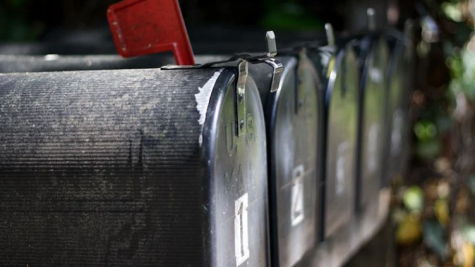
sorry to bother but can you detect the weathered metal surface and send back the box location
[0,68,268,266]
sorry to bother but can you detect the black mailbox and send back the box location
[322,42,359,238]
[384,29,413,185]
[0,67,269,267]
[353,35,390,213]
[250,52,322,267]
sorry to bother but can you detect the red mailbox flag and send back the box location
[107,0,195,65]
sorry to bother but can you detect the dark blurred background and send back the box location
[0,0,417,42]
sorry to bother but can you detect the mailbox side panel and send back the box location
[0,68,224,266]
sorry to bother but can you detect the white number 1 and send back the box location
[235,193,250,266]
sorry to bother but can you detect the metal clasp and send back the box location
[162,31,284,137]
[235,31,283,136]
[320,23,336,78]
[236,60,248,136]
[296,48,308,114]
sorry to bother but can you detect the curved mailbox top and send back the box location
[0,54,232,73]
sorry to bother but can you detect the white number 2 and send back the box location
[235,193,250,266]
[367,123,380,173]
[291,165,305,226]
[336,142,349,195]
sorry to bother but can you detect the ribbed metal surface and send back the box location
[0,67,269,266]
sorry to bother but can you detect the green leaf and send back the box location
[441,2,462,22]
[423,220,448,260]
[414,121,437,141]
[403,186,424,212]
[417,139,441,160]
[463,225,475,245]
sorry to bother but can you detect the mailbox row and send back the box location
[0,25,412,267]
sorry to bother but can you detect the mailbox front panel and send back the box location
[384,38,412,184]
[324,46,359,238]
[210,75,269,267]
[267,56,321,267]
[357,37,389,210]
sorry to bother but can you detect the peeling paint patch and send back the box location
[195,69,223,126]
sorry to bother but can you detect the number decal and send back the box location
[235,193,250,266]
[367,123,380,173]
[391,109,403,156]
[291,165,305,226]
[369,67,383,83]
[336,142,349,196]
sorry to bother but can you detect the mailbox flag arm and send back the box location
[107,0,195,65]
